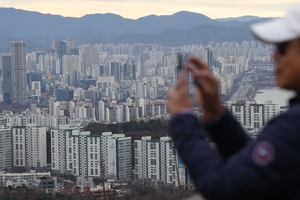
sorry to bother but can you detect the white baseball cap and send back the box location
[250,3,300,43]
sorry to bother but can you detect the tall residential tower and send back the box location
[11,41,27,105]
[2,55,12,104]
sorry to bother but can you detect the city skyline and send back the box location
[1,0,298,19]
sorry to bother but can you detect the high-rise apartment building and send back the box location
[51,127,76,175]
[12,126,47,168]
[31,81,41,103]
[2,55,12,104]
[12,127,26,167]
[98,132,132,181]
[51,39,76,74]
[106,135,132,181]
[134,136,191,187]
[99,100,108,122]
[11,41,27,105]
[51,127,100,177]
[0,126,12,171]
[84,45,98,74]
[58,40,66,74]
[51,129,132,181]
[203,47,213,69]
[25,125,47,168]
[226,100,282,133]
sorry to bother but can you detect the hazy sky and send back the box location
[1,0,299,19]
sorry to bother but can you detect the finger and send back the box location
[175,71,186,90]
[192,70,211,80]
[187,65,198,77]
[187,61,213,91]
[168,86,176,99]
[187,66,210,85]
[189,56,209,71]
[187,66,201,87]
[187,62,211,86]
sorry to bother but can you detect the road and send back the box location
[230,74,253,102]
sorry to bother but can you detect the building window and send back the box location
[150,143,156,149]
[151,159,156,165]
[254,122,260,128]
[150,151,156,157]
[235,106,241,112]
[151,166,156,173]
[254,106,259,113]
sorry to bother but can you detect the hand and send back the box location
[167,71,192,116]
[187,56,222,118]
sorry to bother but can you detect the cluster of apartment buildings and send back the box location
[0,39,284,189]
[0,97,289,187]
[225,100,288,134]
[0,121,192,188]
[0,98,167,130]
[0,40,274,106]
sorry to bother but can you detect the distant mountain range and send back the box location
[215,15,261,22]
[0,8,272,52]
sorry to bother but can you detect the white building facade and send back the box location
[12,125,47,168]
[51,128,132,181]
[134,136,191,187]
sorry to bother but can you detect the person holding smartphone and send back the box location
[167,3,300,199]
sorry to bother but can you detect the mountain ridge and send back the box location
[0,8,271,52]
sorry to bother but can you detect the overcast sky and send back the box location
[1,0,299,19]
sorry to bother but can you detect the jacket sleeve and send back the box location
[204,108,252,159]
[169,113,300,200]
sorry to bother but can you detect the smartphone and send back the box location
[177,53,184,71]
[176,52,190,90]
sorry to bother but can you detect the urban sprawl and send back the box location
[0,40,288,197]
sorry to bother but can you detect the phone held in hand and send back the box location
[177,52,185,71]
[176,52,191,92]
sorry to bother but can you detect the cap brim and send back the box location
[250,18,297,43]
